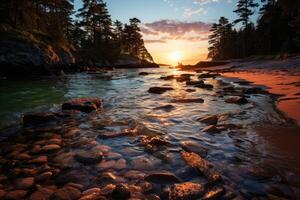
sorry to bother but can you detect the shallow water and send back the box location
[0,68,299,199]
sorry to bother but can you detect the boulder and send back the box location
[14,177,34,189]
[198,73,219,79]
[168,182,205,200]
[194,83,214,89]
[139,72,149,76]
[148,87,174,94]
[153,104,175,112]
[186,81,204,86]
[30,187,55,200]
[62,98,102,113]
[160,75,175,80]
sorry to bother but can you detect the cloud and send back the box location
[142,20,211,44]
[183,8,207,17]
[193,0,219,6]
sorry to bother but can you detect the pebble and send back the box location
[64,128,80,138]
[14,177,34,189]
[75,151,103,165]
[112,184,131,199]
[105,152,122,160]
[169,182,205,200]
[225,96,248,104]
[29,187,55,200]
[14,153,31,160]
[198,115,218,125]
[180,141,208,156]
[41,144,61,152]
[145,172,181,184]
[4,190,28,200]
[50,186,81,200]
[100,184,116,196]
[35,171,53,182]
[82,188,101,195]
[131,156,160,170]
[202,125,220,134]
[28,156,48,164]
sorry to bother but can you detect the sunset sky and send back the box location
[74,0,259,65]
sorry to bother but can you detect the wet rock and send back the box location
[141,136,169,147]
[225,97,248,104]
[28,156,48,164]
[169,182,205,200]
[160,75,175,80]
[198,115,218,125]
[181,152,222,183]
[75,151,103,165]
[185,89,196,93]
[202,125,220,134]
[172,98,204,103]
[243,87,265,94]
[139,72,149,76]
[112,184,131,200]
[97,172,117,183]
[4,190,27,200]
[202,187,225,200]
[0,190,5,199]
[82,188,101,196]
[41,144,61,152]
[131,156,161,170]
[100,184,116,196]
[180,141,208,156]
[153,104,175,112]
[123,170,146,180]
[175,76,191,82]
[115,159,127,170]
[198,73,219,79]
[23,112,63,127]
[98,131,130,139]
[64,128,80,138]
[145,172,181,184]
[30,187,55,200]
[148,87,174,94]
[97,160,116,171]
[194,83,214,89]
[35,171,53,182]
[62,97,102,113]
[79,194,106,200]
[186,80,204,86]
[105,152,122,160]
[14,152,31,160]
[14,177,34,189]
[50,186,81,200]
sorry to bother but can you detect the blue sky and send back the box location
[74,0,262,64]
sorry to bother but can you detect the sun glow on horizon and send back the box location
[169,51,184,64]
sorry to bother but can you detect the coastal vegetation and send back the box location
[208,0,300,60]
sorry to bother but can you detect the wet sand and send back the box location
[223,70,300,124]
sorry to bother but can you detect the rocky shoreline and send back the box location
[0,70,299,199]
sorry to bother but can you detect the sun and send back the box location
[169,51,183,63]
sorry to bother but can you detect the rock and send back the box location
[0,190,5,199]
[186,80,204,86]
[148,87,173,94]
[28,156,48,164]
[30,187,55,200]
[23,112,63,126]
[160,75,175,80]
[185,89,196,93]
[168,182,205,200]
[62,98,102,113]
[181,152,222,183]
[175,76,191,82]
[75,151,103,165]
[243,87,265,94]
[115,159,127,170]
[35,171,53,182]
[82,188,101,196]
[180,141,208,156]
[97,172,117,183]
[97,160,116,171]
[202,125,220,134]
[145,173,181,184]
[139,72,149,76]
[198,73,219,79]
[50,186,81,200]
[153,105,175,112]
[131,156,160,170]
[194,83,214,89]
[65,183,84,190]
[41,144,61,152]
[64,128,81,138]
[14,153,31,160]
[141,136,169,147]
[202,187,225,200]
[105,152,122,160]
[198,115,218,125]
[14,177,34,189]
[97,131,130,139]
[225,97,248,104]
[172,98,204,103]
[4,190,27,200]
[123,170,146,180]
[100,184,116,196]
[79,194,106,200]
[112,184,131,200]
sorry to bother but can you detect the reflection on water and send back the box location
[0,68,299,198]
